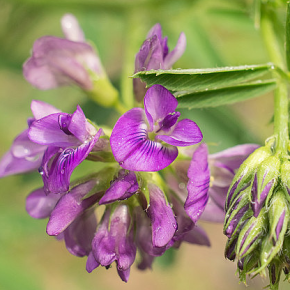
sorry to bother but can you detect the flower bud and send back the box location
[251,155,280,217]
[238,252,260,284]
[224,235,238,261]
[226,146,271,211]
[223,187,251,238]
[268,258,283,290]
[268,190,289,246]
[280,160,290,202]
[236,208,267,259]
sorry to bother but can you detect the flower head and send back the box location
[110,84,202,171]
[134,23,186,102]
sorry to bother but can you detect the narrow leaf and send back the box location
[176,80,276,109]
[133,63,274,92]
[286,1,290,71]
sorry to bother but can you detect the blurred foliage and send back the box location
[0,0,284,289]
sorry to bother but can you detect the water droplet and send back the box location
[119,161,124,165]
[61,169,65,174]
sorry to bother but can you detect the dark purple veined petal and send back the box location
[209,144,260,172]
[40,131,101,194]
[46,179,101,235]
[156,119,203,146]
[110,108,178,171]
[61,13,85,42]
[28,113,80,147]
[163,32,186,69]
[99,170,139,204]
[185,143,210,223]
[63,209,97,257]
[147,184,177,247]
[23,36,102,90]
[26,187,63,219]
[144,85,178,131]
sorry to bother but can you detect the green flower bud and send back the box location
[226,146,272,211]
[238,252,260,285]
[268,190,289,245]
[268,258,283,290]
[280,160,290,203]
[236,208,267,259]
[251,155,281,217]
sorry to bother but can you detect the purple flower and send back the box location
[165,143,259,224]
[28,105,102,194]
[110,84,202,171]
[23,14,104,91]
[134,23,186,102]
[91,205,136,282]
[0,101,60,178]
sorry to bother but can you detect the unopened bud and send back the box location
[268,258,283,290]
[226,146,271,211]
[251,155,280,217]
[236,208,267,259]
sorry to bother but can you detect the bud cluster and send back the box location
[224,140,290,289]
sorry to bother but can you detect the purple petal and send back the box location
[61,14,85,42]
[117,268,131,283]
[110,108,178,171]
[31,100,61,120]
[134,35,164,72]
[157,119,203,146]
[208,185,228,210]
[23,36,102,90]
[86,251,100,273]
[182,225,210,247]
[63,209,97,257]
[146,23,163,41]
[147,184,177,247]
[144,85,178,131]
[185,143,210,223]
[68,105,97,142]
[199,197,225,223]
[99,170,139,204]
[28,113,80,147]
[92,209,116,266]
[46,180,100,235]
[26,188,62,219]
[209,144,260,172]
[163,32,186,69]
[40,132,100,194]
[275,210,285,241]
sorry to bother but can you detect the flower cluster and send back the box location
[0,13,261,284]
[224,139,290,288]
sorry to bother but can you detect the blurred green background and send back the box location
[0,0,284,289]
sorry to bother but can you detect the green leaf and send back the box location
[176,80,276,109]
[132,63,274,92]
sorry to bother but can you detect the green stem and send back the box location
[260,5,288,155]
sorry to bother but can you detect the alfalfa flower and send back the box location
[134,23,186,102]
[110,84,202,171]
[23,14,118,107]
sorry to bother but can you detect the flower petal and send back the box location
[46,179,100,235]
[147,184,177,247]
[99,170,139,204]
[157,118,203,146]
[86,251,100,273]
[199,197,225,223]
[61,13,85,42]
[144,85,178,131]
[110,108,178,171]
[63,209,97,257]
[209,144,260,172]
[26,188,62,219]
[28,113,80,147]
[40,133,99,194]
[31,100,61,120]
[163,32,186,69]
[117,268,131,283]
[182,225,211,246]
[23,36,102,90]
[185,143,210,223]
